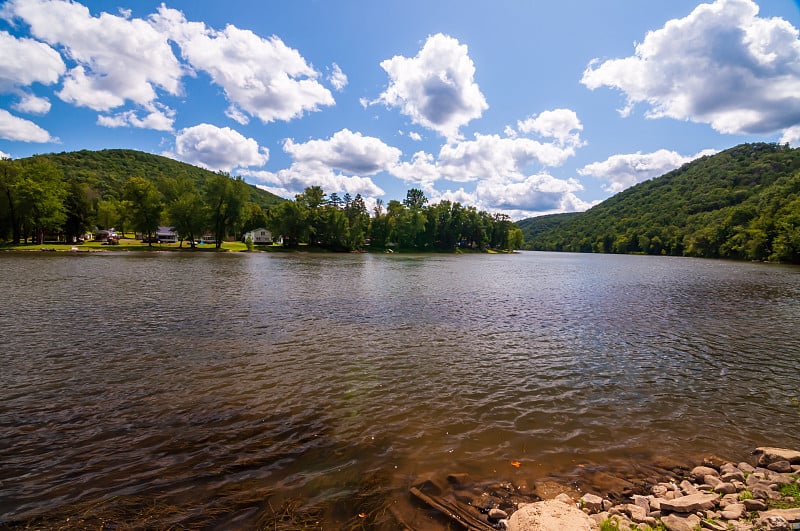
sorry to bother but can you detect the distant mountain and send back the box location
[520,143,800,263]
[26,148,284,210]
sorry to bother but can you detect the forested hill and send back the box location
[521,143,800,263]
[28,149,284,210]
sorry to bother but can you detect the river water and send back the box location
[1,251,799,528]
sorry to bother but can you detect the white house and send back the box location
[243,228,273,244]
[156,226,179,243]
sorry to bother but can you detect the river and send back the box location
[1,251,799,528]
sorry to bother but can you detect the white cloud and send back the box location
[579,148,718,193]
[0,30,65,90]
[408,131,422,141]
[436,132,578,182]
[168,123,269,172]
[328,63,348,91]
[516,109,585,147]
[780,126,800,147]
[283,128,401,175]
[5,0,183,112]
[97,105,175,131]
[0,108,54,142]
[0,150,10,159]
[13,93,51,114]
[390,150,440,187]
[476,173,591,216]
[581,0,800,135]
[375,33,488,139]
[241,164,384,198]
[152,5,334,123]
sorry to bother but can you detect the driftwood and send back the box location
[409,484,497,531]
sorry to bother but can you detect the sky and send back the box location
[1,0,800,220]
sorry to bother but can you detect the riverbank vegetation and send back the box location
[520,143,800,263]
[0,149,523,253]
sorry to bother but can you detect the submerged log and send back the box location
[409,485,496,531]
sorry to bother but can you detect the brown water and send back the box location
[1,251,799,528]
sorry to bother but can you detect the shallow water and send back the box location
[1,251,799,527]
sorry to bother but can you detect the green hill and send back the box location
[521,143,800,263]
[29,148,284,210]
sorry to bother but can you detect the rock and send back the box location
[767,460,793,473]
[659,492,719,513]
[720,502,744,520]
[632,494,651,513]
[679,479,699,495]
[691,466,719,482]
[721,470,746,483]
[755,515,791,531]
[738,462,756,474]
[714,482,737,495]
[661,513,701,531]
[742,498,767,511]
[705,475,723,488]
[720,463,740,475]
[703,519,730,531]
[580,493,605,513]
[506,500,597,531]
[488,507,508,520]
[760,508,800,523]
[753,447,800,466]
[718,493,739,508]
[554,493,573,505]
[651,484,669,497]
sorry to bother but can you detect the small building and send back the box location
[200,232,217,245]
[94,228,118,242]
[156,226,179,243]
[243,228,273,244]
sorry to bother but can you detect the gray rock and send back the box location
[554,493,573,505]
[738,462,756,474]
[755,515,791,531]
[506,500,595,531]
[705,475,723,488]
[760,508,800,523]
[679,479,698,495]
[722,470,746,483]
[659,492,719,513]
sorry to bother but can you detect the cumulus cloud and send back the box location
[581,0,800,135]
[579,148,718,193]
[4,0,183,112]
[328,63,348,91]
[390,150,440,187]
[283,128,401,175]
[0,108,54,142]
[436,132,579,182]
[97,105,175,131]
[780,126,800,147]
[13,94,51,114]
[375,33,488,139]
[168,123,269,172]
[0,30,65,90]
[516,109,585,147]
[408,131,422,141]
[0,149,10,159]
[476,173,591,214]
[244,129,396,197]
[152,5,334,124]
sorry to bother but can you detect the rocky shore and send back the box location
[506,447,800,531]
[405,447,800,531]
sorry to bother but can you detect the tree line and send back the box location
[0,156,268,248]
[268,185,524,251]
[1,155,524,252]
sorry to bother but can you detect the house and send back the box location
[200,232,217,244]
[243,228,273,244]
[156,226,179,243]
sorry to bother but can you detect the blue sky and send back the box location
[1,0,799,219]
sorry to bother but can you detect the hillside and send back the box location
[522,143,800,263]
[30,149,284,210]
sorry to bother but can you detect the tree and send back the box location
[0,158,22,243]
[63,180,93,243]
[16,158,67,244]
[205,172,248,249]
[123,176,162,244]
[163,176,207,248]
[267,199,307,247]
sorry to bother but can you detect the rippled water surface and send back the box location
[1,251,799,527]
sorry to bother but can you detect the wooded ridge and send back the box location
[519,143,800,263]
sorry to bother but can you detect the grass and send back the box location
[769,482,800,510]
[0,237,263,253]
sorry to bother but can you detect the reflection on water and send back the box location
[1,251,799,527]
